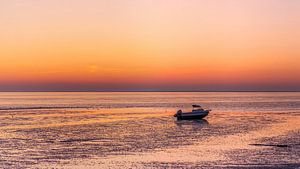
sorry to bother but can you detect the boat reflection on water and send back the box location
[175,119,209,128]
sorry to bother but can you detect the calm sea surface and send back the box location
[0,92,299,168]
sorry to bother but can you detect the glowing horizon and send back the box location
[1,0,300,91]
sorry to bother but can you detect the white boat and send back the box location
[174,105,211,120]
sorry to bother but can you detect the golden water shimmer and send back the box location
[0,92,299,168]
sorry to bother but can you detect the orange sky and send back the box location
[0,0,300,91]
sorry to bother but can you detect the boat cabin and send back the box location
[192,104,204,111]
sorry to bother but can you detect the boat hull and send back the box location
[175,110,210,120]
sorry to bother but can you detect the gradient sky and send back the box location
[0,0,300,91]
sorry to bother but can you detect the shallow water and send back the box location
[0,92,299,168]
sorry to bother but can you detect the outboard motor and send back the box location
[174,109,182,117]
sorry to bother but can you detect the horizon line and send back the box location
[0,90,300,92]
